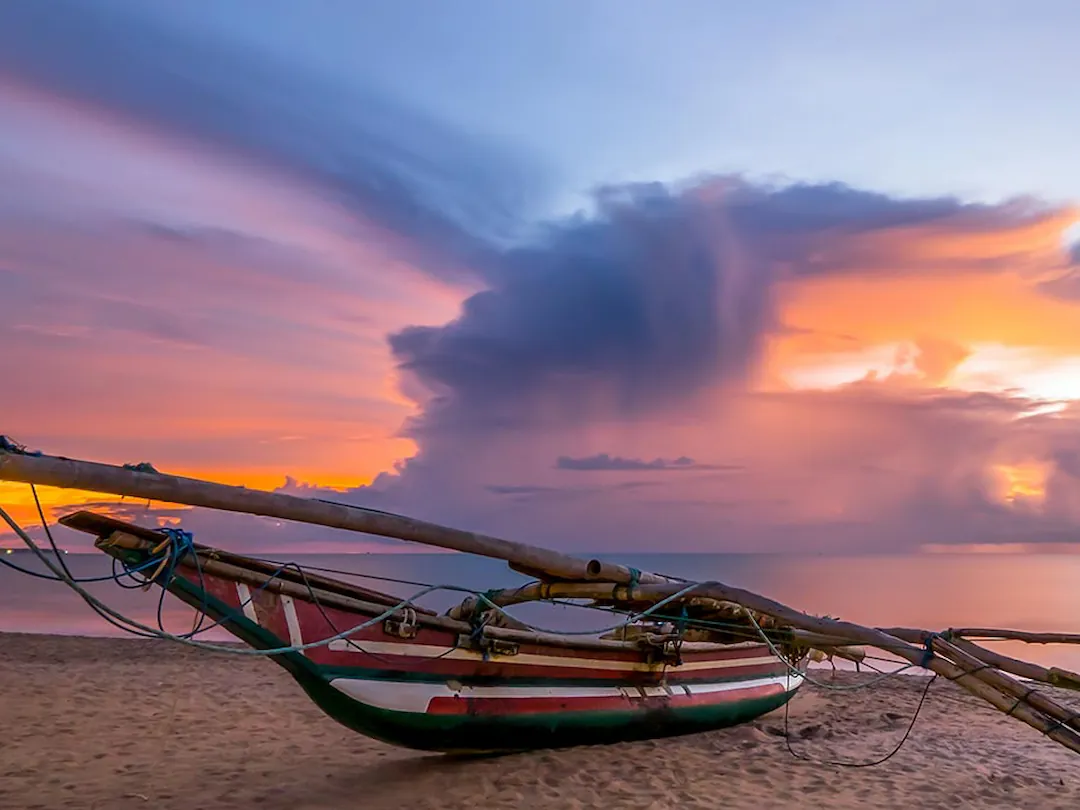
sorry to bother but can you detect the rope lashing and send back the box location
[0,436,40,456]
[122,461,161,473]
[138,527,195,589]
[1007,687,1040,718]
[920,633,938,669]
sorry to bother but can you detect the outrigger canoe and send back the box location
[60,510,806,754]
[6,445,1080,759]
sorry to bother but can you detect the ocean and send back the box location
[3,549,1079,671]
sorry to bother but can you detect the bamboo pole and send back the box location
[884,628,1080,692]
[930,637,1080,735]
[949,639,1080,693]
[948,629,1080,645]
[0,448,673,585]
[447,582,776,639]
[954,639,1080,691]
[620,582,1080,754]
[454,581,760,615]
[787,630,867,664]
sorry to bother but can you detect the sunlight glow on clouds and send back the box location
[991,461,1049,507]
[0,82,471,508]
[779,341,1080,405]
[950,346,1080,403]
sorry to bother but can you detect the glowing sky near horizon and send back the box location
[3,1,1080,553]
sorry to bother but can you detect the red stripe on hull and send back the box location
[426,681,788,716]
[323,652,786,684]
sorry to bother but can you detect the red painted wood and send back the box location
[179,568,790,685]
[426,681,788,716]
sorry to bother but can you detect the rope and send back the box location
[781,672,938,767]
[0,485,165,584]
[744,611,917,691]
[0,436,40,455]
[741,612,941,766]
[920,632,938,668]
[0,499,708,656]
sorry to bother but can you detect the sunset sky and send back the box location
[3,1,1080,553]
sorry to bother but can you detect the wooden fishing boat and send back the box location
[59,510,806,753]
[6,443,1080,760]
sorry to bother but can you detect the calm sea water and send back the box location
[3,551,1079,670]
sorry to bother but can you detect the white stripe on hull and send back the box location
[328,673,803,714]
[326,638,779,672]
[235,583,258,623]
[281,595,304,648]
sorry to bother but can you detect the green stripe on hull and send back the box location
[299,679,797,753]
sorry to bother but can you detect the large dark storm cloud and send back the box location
[389,179,1066,433]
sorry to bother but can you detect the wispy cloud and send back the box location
[0,1,546,280]
[554,454,734,472]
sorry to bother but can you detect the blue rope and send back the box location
[0,480,171,584]
[0,552,160,582]
[920,633,938,669]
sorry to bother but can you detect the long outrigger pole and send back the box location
[0,445,672,585]
[4,440,1080,757]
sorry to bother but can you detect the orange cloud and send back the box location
[763,203,1080,396]
[0,86,480,532]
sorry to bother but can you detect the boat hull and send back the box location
[316,675,799,752]
[155,564,803,752]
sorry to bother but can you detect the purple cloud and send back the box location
[0,0,545,282]
[555,454,731,472]
[390,178,1067,437]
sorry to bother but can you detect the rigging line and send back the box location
[282,561,460,665]
[0,551,160,582]
[1,498,463,654]
[0,501,706,655]
[2,496,868,685]
[244,556,435,590]
[782,672,938,767]
[745,610,917,691]
[0,488,159,584]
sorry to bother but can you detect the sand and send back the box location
[1,632,1078,810]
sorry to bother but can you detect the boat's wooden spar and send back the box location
[0,447,673,585]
